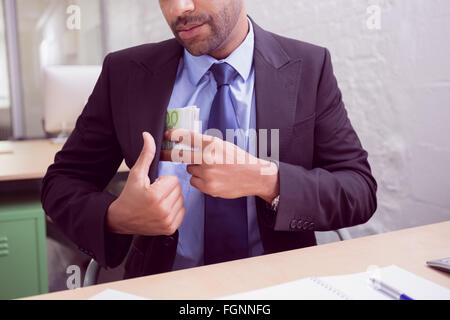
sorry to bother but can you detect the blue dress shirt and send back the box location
[158,20,264,271]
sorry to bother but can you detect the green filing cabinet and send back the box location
[0,196,48,299]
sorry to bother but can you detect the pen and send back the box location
[369,277,414,300]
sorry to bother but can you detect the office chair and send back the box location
[334,229,352,241]
[82,229,353,287]
[83,259,101,287]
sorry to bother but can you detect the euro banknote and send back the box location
[162,106,200,150]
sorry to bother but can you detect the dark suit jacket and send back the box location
[41,20,377,279]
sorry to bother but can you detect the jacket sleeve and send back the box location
[275,48,378,232]
[41,54,132,268]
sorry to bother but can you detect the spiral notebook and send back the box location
[220,265,450,300]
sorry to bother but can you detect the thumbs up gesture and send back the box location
[106,132,186,236]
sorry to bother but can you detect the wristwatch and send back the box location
[266,160,280,213]
[268,195,280,212]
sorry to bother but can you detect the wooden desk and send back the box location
[26,221,450,300]
[0,139,129,299]
[0,139,129,182]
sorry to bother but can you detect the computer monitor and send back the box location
[43,65,101,139]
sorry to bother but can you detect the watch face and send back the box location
[271,195,280,211]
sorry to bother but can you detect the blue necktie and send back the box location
[204,62,249,265]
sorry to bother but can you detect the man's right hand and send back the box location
[106,132,185,236]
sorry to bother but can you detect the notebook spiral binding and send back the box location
[310,277,352,300]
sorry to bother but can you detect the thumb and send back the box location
[132,132,156,180]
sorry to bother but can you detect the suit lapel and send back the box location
[126,40,183,181]
[253,21,303,156]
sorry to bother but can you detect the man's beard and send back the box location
[171,10,233,56]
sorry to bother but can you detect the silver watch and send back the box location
[269,195,280,212]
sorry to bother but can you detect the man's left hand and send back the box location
[160,129,279,203]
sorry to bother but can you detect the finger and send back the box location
[163,182,182,205]
[171,194,184,212]
[149,175,179,199]
[165,129,217,149]
[169,207,186,233]
[165,196,183,231]
[160,149,203,164]
[165,129,199,146]
[132,132,156,182]
[190,176,206,193]
[186,165,203,178]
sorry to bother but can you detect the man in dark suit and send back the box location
[42,0,377,280]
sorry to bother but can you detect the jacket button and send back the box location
[163,236,175,247]
[290,220,297,230]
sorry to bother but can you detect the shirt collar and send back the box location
[184,18,255,85]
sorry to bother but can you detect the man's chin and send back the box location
[180,39,214,57]
[185,47,209,57]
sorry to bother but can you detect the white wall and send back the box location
[104,0,171,52]
[104,0,450,242]
[243,0,450,242]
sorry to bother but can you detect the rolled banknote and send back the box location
[162,106,200,150]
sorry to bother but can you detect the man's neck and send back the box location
[209,12,249,60]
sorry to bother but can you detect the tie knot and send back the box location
[209,63,238,87]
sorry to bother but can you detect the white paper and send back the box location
[89,289,149,300]
[220,278,348,300]
[0,142,13,154]
[220,265,450,300]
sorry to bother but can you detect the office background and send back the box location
[0,0,449,290]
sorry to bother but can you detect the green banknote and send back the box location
[163,106,200,150]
